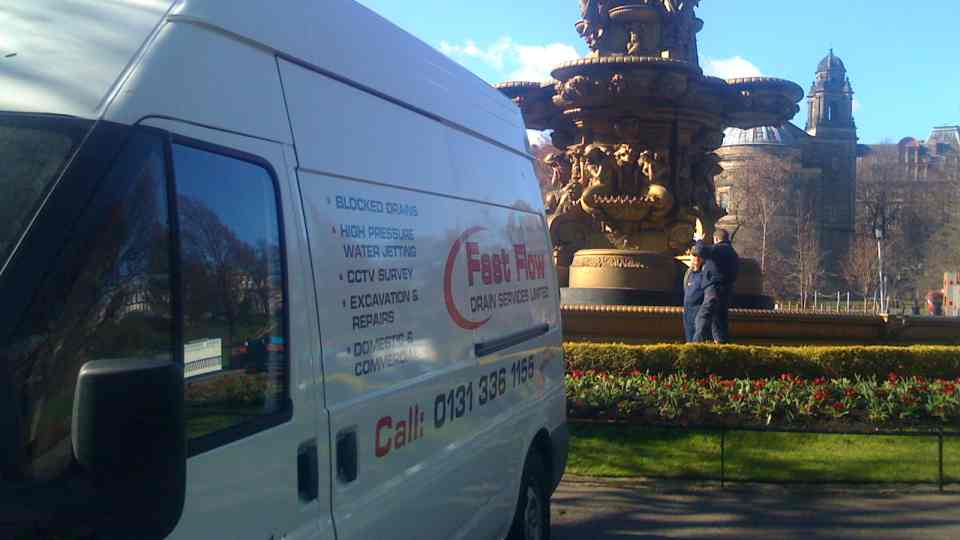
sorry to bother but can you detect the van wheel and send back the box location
[507,452,550,540]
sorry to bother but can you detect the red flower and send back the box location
[648,375,658,383]
[814,389,828,402]
[888,372,900,383]
[570,370,584,379]
[832,401,846,411]
[731,394,743,402]
[845,388,858,398]
[630,370,643,377]
[944,383,957,395]
[720,380,736,389]
[917,375,928,384]
[813,377,828,386]
[753,379,768,390]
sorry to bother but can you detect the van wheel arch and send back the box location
[507,437,553,540]
[530,429,555,494]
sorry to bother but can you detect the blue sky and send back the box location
[357,0,960,144]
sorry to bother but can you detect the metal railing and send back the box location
[715,425,957,492]
[572,419,960,491]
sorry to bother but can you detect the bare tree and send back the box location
[724,153,795,297]
[841,234,877,303]
[738,155,792,274]
[178,196,258,348]
[855,147,953,306]
[791,190,826,308]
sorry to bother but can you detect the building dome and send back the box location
[722,125,800,147]
[817,49,846,73]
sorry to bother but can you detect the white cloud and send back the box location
[439,37,580,82]
[703,56,763,80]
[509,43,580,81]
[527,130,550,147]
[439,37,513,71]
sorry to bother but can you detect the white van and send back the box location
[0,1,567,538]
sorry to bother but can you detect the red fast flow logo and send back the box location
[443,227,546,330]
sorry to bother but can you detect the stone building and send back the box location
[861,126,960,181]
[716,50,858,281]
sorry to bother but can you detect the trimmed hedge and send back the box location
[564,343,960,380]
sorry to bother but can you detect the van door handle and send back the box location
[297,439,319,502]
[336,428,358,484]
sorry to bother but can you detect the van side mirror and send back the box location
[72,357,186,538]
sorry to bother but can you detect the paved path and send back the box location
[552,477,960,539]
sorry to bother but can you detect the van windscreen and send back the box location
[0,114,87,267]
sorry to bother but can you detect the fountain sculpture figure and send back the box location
[497,0,804,307]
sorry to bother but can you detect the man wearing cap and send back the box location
[692,229,739,343]
[682,254,711,343]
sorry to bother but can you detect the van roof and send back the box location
[1,0,528,154]
[0,0,175,119]
[173,0,528,152]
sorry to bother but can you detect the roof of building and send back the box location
[818,49,847,73]
[929,126,960,151]
[722,123,810,147]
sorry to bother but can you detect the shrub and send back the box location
[564,343,960,380]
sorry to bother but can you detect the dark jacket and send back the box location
[683,268,706,308]
[693,240,739,290]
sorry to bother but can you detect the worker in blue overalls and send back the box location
[682,254,710,343]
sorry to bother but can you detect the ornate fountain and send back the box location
[497,0,804,307]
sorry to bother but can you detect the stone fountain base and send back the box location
[559,248,774,309]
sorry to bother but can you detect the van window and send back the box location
[1,130,173,482]
[0,115,87,268]
[171,143,289,452]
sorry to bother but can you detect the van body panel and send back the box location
[0,0,174,118]
[173,0,527,153]
[299,167,562,538]
[295,98,562,537]
[278,59,543,211]
[106,23,293,144]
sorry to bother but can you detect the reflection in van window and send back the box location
[3,131,172,482]
[172,144,288,445]
[0,116,85,266]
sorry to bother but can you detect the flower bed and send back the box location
[566,370,960,431]
[185,371,270,408]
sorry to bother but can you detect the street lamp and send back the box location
[874,225,885,314]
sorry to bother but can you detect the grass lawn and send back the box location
[569,422,960,484]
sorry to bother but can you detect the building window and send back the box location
[172,143,289,453]
[718,188,731,212]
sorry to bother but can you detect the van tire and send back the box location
[507,451,550,540]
